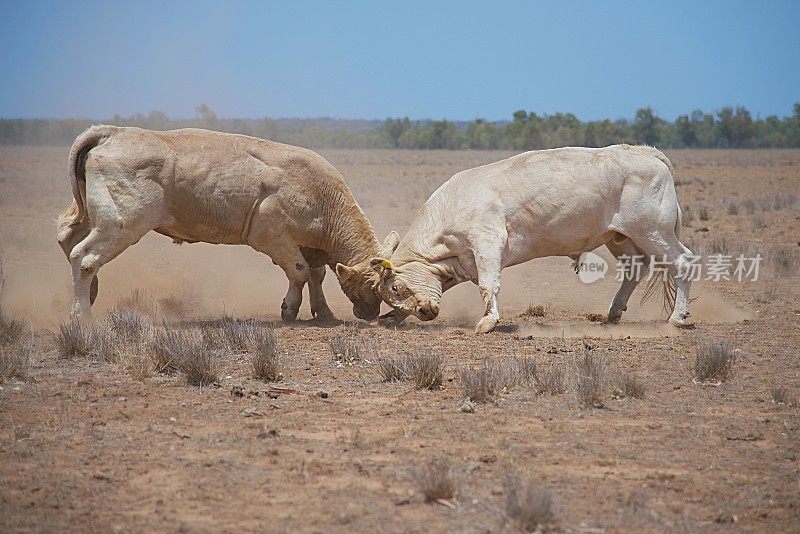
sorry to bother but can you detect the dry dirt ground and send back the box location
[1,147,799,532]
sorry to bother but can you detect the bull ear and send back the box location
[370,258,393,276]
[383,231,400,256]
[335,263,354,281]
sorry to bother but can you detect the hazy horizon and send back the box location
[1,1,798,121]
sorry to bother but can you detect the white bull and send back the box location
[57,125,399,322]
[371,144,694,333]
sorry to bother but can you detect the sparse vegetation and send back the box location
[0,342,31,382]
[0,308,24,345]
[572,348,607,408]
[536,360,566,395]
[250,323,282,381]
[681,205,694,227]
[522,304,545,317]
[460,359,504,402]
[56,318,111,360]
[694,339,735,383]
[116,288,158,318]
[329,328,373,364]
[106,308,150,344]
[377,354,410,382]
[612,371,646,399]
[725,199,739,215]
[742,198,756,214]
[415,458,456,502]
[698,202,709,221]
[407,352,444,390]
[219,316,260,352]
[504,474,554,532]
[771,247,796,277]
[771,387,797,406]
[750,215,766,230]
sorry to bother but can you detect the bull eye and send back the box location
[391,285,398,293]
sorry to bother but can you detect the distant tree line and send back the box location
[1,103,799,149]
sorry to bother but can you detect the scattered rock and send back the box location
[460,399,476,413]
[231,385,245,398]
[267,391,280,399]
[318,390,330,399]
[242,407,264,417]
[479,454,497,463]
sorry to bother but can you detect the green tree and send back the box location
[631,107,662,145]
[716,106,754,148]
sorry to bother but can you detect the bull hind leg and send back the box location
[625,232,694,325]
[68,225,151,321]
[605,236,645,323]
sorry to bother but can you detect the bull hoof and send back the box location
[281,309,299,322]
[475,316,498,334]
[312,308,336,321]
[607,310,623,324]
[668,313,691,327]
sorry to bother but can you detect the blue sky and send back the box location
[1,1,798,121]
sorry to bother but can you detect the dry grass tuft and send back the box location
[250,323,282,381]
[407,352,444,390]
[504,474,554,532]
[535,360,566,395]
[329,327,374,364]
[0,342,31,382]
[694,339,735,383]
[152,326,218,385]
[415,458,456,502]
[771,387,797,406]
[377,354,411,382]
[460,361,500,402]
[218,316,260,352]
[522,304,546,317]
[771,247,796,277]
[116,289,158,318]
[681,205,694,227]
[56,318,106,359]
[0,309,24,345]
[612,371,646,399]
[725,199,739,215]
[572,348,607,408]
[106,308,150,344]
[179,343,218,386]
[698,202,709,221]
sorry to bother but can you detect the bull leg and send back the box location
[472,242,505,334]
[308,266,335,320]
[605,237,644,323]
[69,226,149,321]
[267,245,310,322]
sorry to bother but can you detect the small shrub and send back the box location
[56,318,95,359]
[407,352,444,390]
[106,308,149,344]
[725,200,739,215]
[750,216,766,231]
[415,458,456,502]
[250,324,282,381]
[522,304,545,317]
[536,360,566,395]
[116,289,157,318]
[329,328,372,364]
[219,316,260,352]
[504,474,554,532]
[698,203,709,221]
[0,343,31,382]
[694,339,735,383]
[742,198,756,214]
[377,354,410,382]
[612,372,646,399]
[170,330,218,386]
[771,247,796,277]
[0,309,24,345]
[125,353,152,381]
[681,205,694,227]
[150,327,182,373]
[771,387,797,406]
[512,356,539,387]
[460,360,502,403]
[707,236,729,256]
[572,348,607,408]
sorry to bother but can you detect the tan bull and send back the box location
[57,125,398,321]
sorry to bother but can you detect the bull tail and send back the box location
[640,202,681,317]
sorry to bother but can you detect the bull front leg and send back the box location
[472,241,505,334]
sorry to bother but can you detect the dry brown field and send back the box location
[1,146,799,532]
